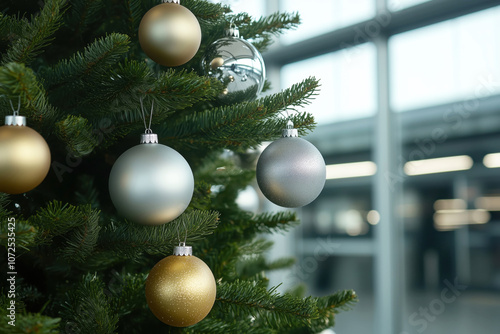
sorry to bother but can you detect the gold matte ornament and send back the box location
[0,125,51,194]
[138,2,201,67]
[145,252,216,327]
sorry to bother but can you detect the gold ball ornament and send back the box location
[0,116,51,194]
[210,57,224,70]
[138,1,202,67]
[145,244,216,327]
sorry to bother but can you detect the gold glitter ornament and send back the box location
[138,0,201,67]
[145,244,216,327]
[0,114,51,194]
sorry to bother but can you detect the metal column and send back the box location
[373,1,403,333]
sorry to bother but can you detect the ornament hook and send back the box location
[5,96,26,126]
[139,97,158,144]
[139,96,154,134]
[281,90,291,119]
[281,92,298,137]
[174,220,191,256]
[176,219,188,246]
[225,19,240,38]
[9,96,21,116]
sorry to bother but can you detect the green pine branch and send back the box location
[0,290,60,334]
[162,77,319,151]
[93,65,223,147]
[41,33,130,100]
[1,0,67,65]
[285,290,358,334]
[208,239,274,280]
[64,0,105,36]
[0,293,60,334]
[214,280,319,329]
[183,0,230,22]
[237,255,297,281]
[0,12,28,45]
[188,317,277,334]
[47,59,223,143]
[69,59,152,120]
[0,218,37,252]
[120,0,145,37]
[0,193,11,220]
[26,201,101,263]
[106,271,148,319]
[150,69,224,111]
[55,115,99,157]
[238,12,301,51]
[213,281,357,333]
[58,209,101,264]
[29,201,99,243]
[0,62,58,129]
[98,210,220,259]
[61,273,118,334]
[251,211,301,234]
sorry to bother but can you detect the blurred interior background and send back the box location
[212,0,500,333]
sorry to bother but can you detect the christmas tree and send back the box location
[0,0,356,333]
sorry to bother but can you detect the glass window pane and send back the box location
[389,6,500,112]
[281,44,377,124]
[388,0,431,12]
[280,0,375,44]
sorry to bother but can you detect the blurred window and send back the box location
[280,0,376,44]
[281,43,377,125]
[390,6,500,112]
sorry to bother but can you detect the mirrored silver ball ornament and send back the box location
[109,133,194,225]
[256,125,326,208]
[201,26,265,101]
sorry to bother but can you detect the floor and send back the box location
[332,290,500,334]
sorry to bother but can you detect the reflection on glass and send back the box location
[280,0,375,44]
[281,43,376,124]
[390,6,500,112]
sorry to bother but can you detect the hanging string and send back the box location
[281,90,293,128]
[176,220,188,246]
[9,96,21,116]
[139,96,154,134]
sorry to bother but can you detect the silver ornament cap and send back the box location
[256,123,326,208]
[140,133,159,144]
[5,115,26,126]
[173,243,193,256]
[225,25,240,38]
[282,120,298,138]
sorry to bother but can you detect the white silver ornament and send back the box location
[109,133,194,225]
[201,25,265,101]
[256,124,326,208]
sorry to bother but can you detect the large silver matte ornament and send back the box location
[256,125,326,208]
[201,25,265,101]
[109,133,194,225]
